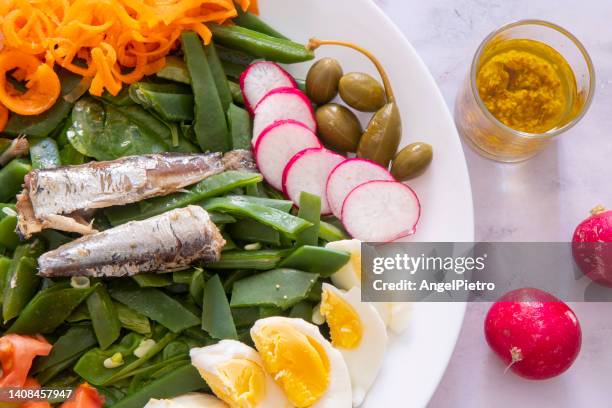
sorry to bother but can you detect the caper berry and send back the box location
[390,142,433,180]
[316,103,363,152]
[306,58,343,104]
[338,72,386,112]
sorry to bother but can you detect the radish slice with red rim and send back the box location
[341,180,421,242]
[240,61,297,114]
[254,120,322,191]
[252,87,316,146]
[282,147,345,214]
[326,158,395,218]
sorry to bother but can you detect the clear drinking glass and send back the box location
[455,20,595,162]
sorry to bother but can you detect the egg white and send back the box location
[326,239,412,334]
[144,393,227,408]
[321,283,387,407]
[251,316,352,408]
[190,340,292,408]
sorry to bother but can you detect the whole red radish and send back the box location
[572,205,612,287]
[484,288,581,380]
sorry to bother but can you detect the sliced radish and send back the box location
[254,120,322,191]
[341,180,421,242]
[252,87,316,146]
[326,158,395,218]
[240,61,297,114]
[282,147,345,214]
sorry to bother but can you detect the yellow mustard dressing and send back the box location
[476,38,578,134]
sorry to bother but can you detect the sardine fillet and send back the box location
[17,150,254,238]
[38,206,225,277]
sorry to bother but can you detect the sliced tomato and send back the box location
[21,378,51,408]
[60,383,104,408]
[0,334,52,388]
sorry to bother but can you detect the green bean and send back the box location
[296,192,321,246]
[231,268,318,310]
[222,269,252,293]
[87,285,122,349]
[132,273,173,288]
[215,44,255,66]
[205,42,233,111]
[30,138,61,169]
[289,300,314,322]
[2,256,38,322]
[202,274,237,340]
[32,325,97,375]
[221,60,245,80]
[8,285,95,333]
[0,256,11,304]
[105,171,262,226]
[59,144,85,166]
[0,159,31,202]
[129,83,194,122]
[115,302,151,335]
[209,25,314,64]
[74,333,140,385]
[279,245,350,277]
[3,70,81,138]
[156,56,191,84]
[227,218,281,246]
[231,306,260,328]
[111,364,207,408]
[108,280,200,333]
[210,211,237,225]
[0,212,19,250]
[234,8,288,39]
[181,31,230,152]
[172,269,195,285]
[307,279,323,302]
[66,302,90,323]
[228,103,251,150]
[189,268,205,306]
[230,195,293,212]
[207,249,289,270]
[259,305,284,318]
[319,219,348,242]
[229,81,245,105]
[200,196,309,237]
[100,87,134,106]
[37,354,82,386]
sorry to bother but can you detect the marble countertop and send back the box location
[374,0,612,406]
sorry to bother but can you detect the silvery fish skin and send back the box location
[16,150,254,238]
[38,206,225,277]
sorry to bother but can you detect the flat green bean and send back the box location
[231,269,318,310]
[205,42,233,111]
[202,274,237,340]
[221,60,245,80]
[0,159,31,202]
[209,24,314,64]
[108,280,199,333]
[156,56,191,84]
[296,192,321,246]
[200,196,309,237]
[111,364,206,408]
[2,255,38,322]
[87,285,122,349]
[319,220,348,242]
[228,103,251,150]
[32,325,97,375]
[30,138,61,169]
[181,31,230,152]
[207,249,290,270]
[0,213,19,250]
[132,273,173,288]
[289,300,314,322]
[105,171,262,226]
[8,285,95,333]
[279,245,350,276]
[226,218,280,245]
[215,44,255,66]
[115,302,151,335]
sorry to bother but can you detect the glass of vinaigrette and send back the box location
[455,20,595,162]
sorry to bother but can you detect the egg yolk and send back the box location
[320,289,363,349]
[251,323,330,408]
[198,358,266,408]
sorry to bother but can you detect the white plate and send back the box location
[261,0,474,406]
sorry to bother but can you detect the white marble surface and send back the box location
[373,0,612,407]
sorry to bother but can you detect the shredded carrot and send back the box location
[0,0,252,108]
